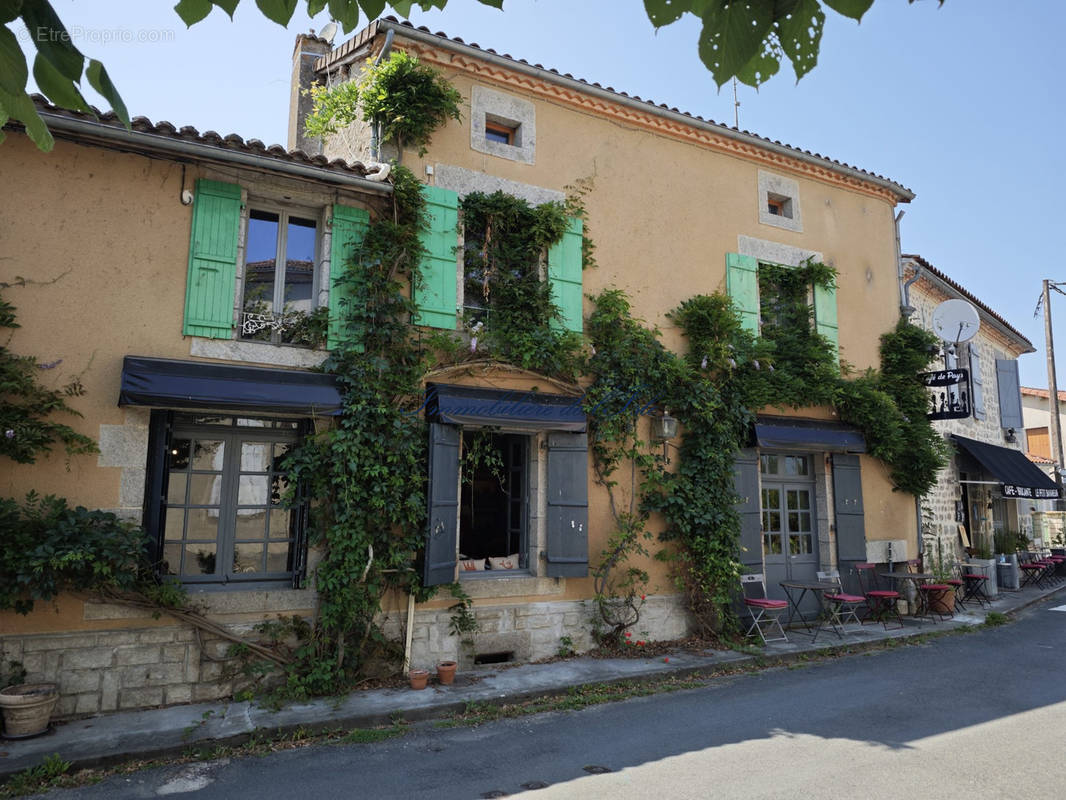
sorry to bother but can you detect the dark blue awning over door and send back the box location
[119,356,342,415]
[755,417,867,453]
[424,383,586,432]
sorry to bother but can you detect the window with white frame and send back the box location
[240,208,320,346]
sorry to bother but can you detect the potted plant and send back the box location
[436,661,457,685]
[0,677,59,738]
[408,669,429,690]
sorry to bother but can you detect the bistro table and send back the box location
[879,571,936,620]
[779,579,844,641]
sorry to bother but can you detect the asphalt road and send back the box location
[35,597,1066,799]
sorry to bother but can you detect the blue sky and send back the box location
[19,1,1066,388]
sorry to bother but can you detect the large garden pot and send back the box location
[0,683,59,738]
[926,586,955,616]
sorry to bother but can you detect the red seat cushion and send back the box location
[826,593,864,603]
[745,598,787,608]
[919,584,951,591]
[963,574,988,580]
[1021,564,1042,570]
[866,590,899,598]
[944,579,963,586]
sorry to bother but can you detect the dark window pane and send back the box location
[266,542,293,573]
[163,543,182,576]
[188,474,222,506]
[167,473,187,505]
[234,543,263,574]
[269,509,291,539]
[283,217,316,316]
[169,438,191,471]
[243,210,280,339]
[187,544,217,575]
[235,510,268,541]
[185,509,219,543]
[191,440,224,471]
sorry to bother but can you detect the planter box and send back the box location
[996,554,1020,591]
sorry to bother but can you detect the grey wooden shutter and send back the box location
[733,449,762,571]
[996,358,1024,430]
[143,410,174,573]
[969,344,985,419]
[546,432,589,577]
[422,423,460,587]
[832,454,867,595]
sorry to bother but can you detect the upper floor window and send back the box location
[241,209,320,346]
[470,85,536,165]
[758,170,802,232]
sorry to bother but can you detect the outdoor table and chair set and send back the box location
[739,556,1023,646]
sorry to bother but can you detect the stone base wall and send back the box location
[1,594,693,717]
[384,594,693,671]
[0,623,255,718]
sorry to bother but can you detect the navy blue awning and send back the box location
[424,383,586,432]
[755,417,866,453]
[952,434,1061,500]
[119,356,341,416]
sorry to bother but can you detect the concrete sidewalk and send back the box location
[3,580,1064,779]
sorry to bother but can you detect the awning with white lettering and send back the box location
[951,434,1061,500]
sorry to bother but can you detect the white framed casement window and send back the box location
[239,204,321,347]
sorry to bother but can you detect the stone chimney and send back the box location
[288,33,332,154]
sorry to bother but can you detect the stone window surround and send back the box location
[470,85,536,165]
[758,170,803,233]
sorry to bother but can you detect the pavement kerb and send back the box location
[3,581,1065,780]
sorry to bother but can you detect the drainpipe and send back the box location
[369,28,395,162]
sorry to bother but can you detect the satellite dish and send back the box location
[319,21,338,44]
[931,299,980,344]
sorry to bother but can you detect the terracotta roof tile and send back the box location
[1021,387,1066,402]
[18,96,375,179]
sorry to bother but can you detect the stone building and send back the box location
[901,255,1056,581]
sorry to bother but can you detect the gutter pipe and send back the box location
[37,112,394,196]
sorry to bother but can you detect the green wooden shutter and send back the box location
[725,253,759,336]
[414,185,458,329]
[183,179,242,338]
[548,217,584,333]
[813,281,839,363]
[328,203,370,350]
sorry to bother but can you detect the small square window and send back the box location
[767,193,793,219]
[484,121,516,145]
[758,170,802,232]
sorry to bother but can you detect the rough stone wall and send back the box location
[908,272,1030,571]
[0,624,252,718]
[382,595,691,671]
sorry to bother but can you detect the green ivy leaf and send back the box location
[0,86,53,149]
[86,58,129,127]
[0,24,27,95]
[358,0,385,19]
[255,0,298,26]
[328,0,360,32]
[213,0,240,15]
[698,1,775,88]
[307,0,327,15]
[777,0,824,81]
[822,0,874,21]
[19,0,85,82]
[643,0,691,28]
[0,1,24,25]
[174,0,214,27]
[476,0,504,8]
[391,0,413,16]
[734,33,780,88]
[33,52,90,111]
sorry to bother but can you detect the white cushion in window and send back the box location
[488,554,520,570]
[460,558,486,571]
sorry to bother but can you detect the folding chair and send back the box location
[854,563,903,629]
[740,573,789,645]
[961,563,991,607]
[817,569,865,634]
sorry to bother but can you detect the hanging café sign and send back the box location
[921,368,971,421]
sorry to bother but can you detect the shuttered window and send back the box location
[548,217,584,333]
[969,344,985,420]
[183,179,242,339]
[996,358,1024,430]
[327,203,371,350]
[422,423,461,587]
[725,252,839,361]
[414,185,459,330]
[545,432,589,577]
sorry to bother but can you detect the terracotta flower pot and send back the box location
[927,587,955,616]
[0,683,59,739]
[436,661,457,685]
[409,669,429,690]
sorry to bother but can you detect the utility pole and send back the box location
[1043,279,1064,478]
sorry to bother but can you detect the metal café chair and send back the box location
[854,563,904,630]
[740,573,789,645]
[817,569,865,633]
[961,562,991,607]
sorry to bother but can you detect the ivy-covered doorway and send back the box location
[459,431,529,572]
[760,453,819,607]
